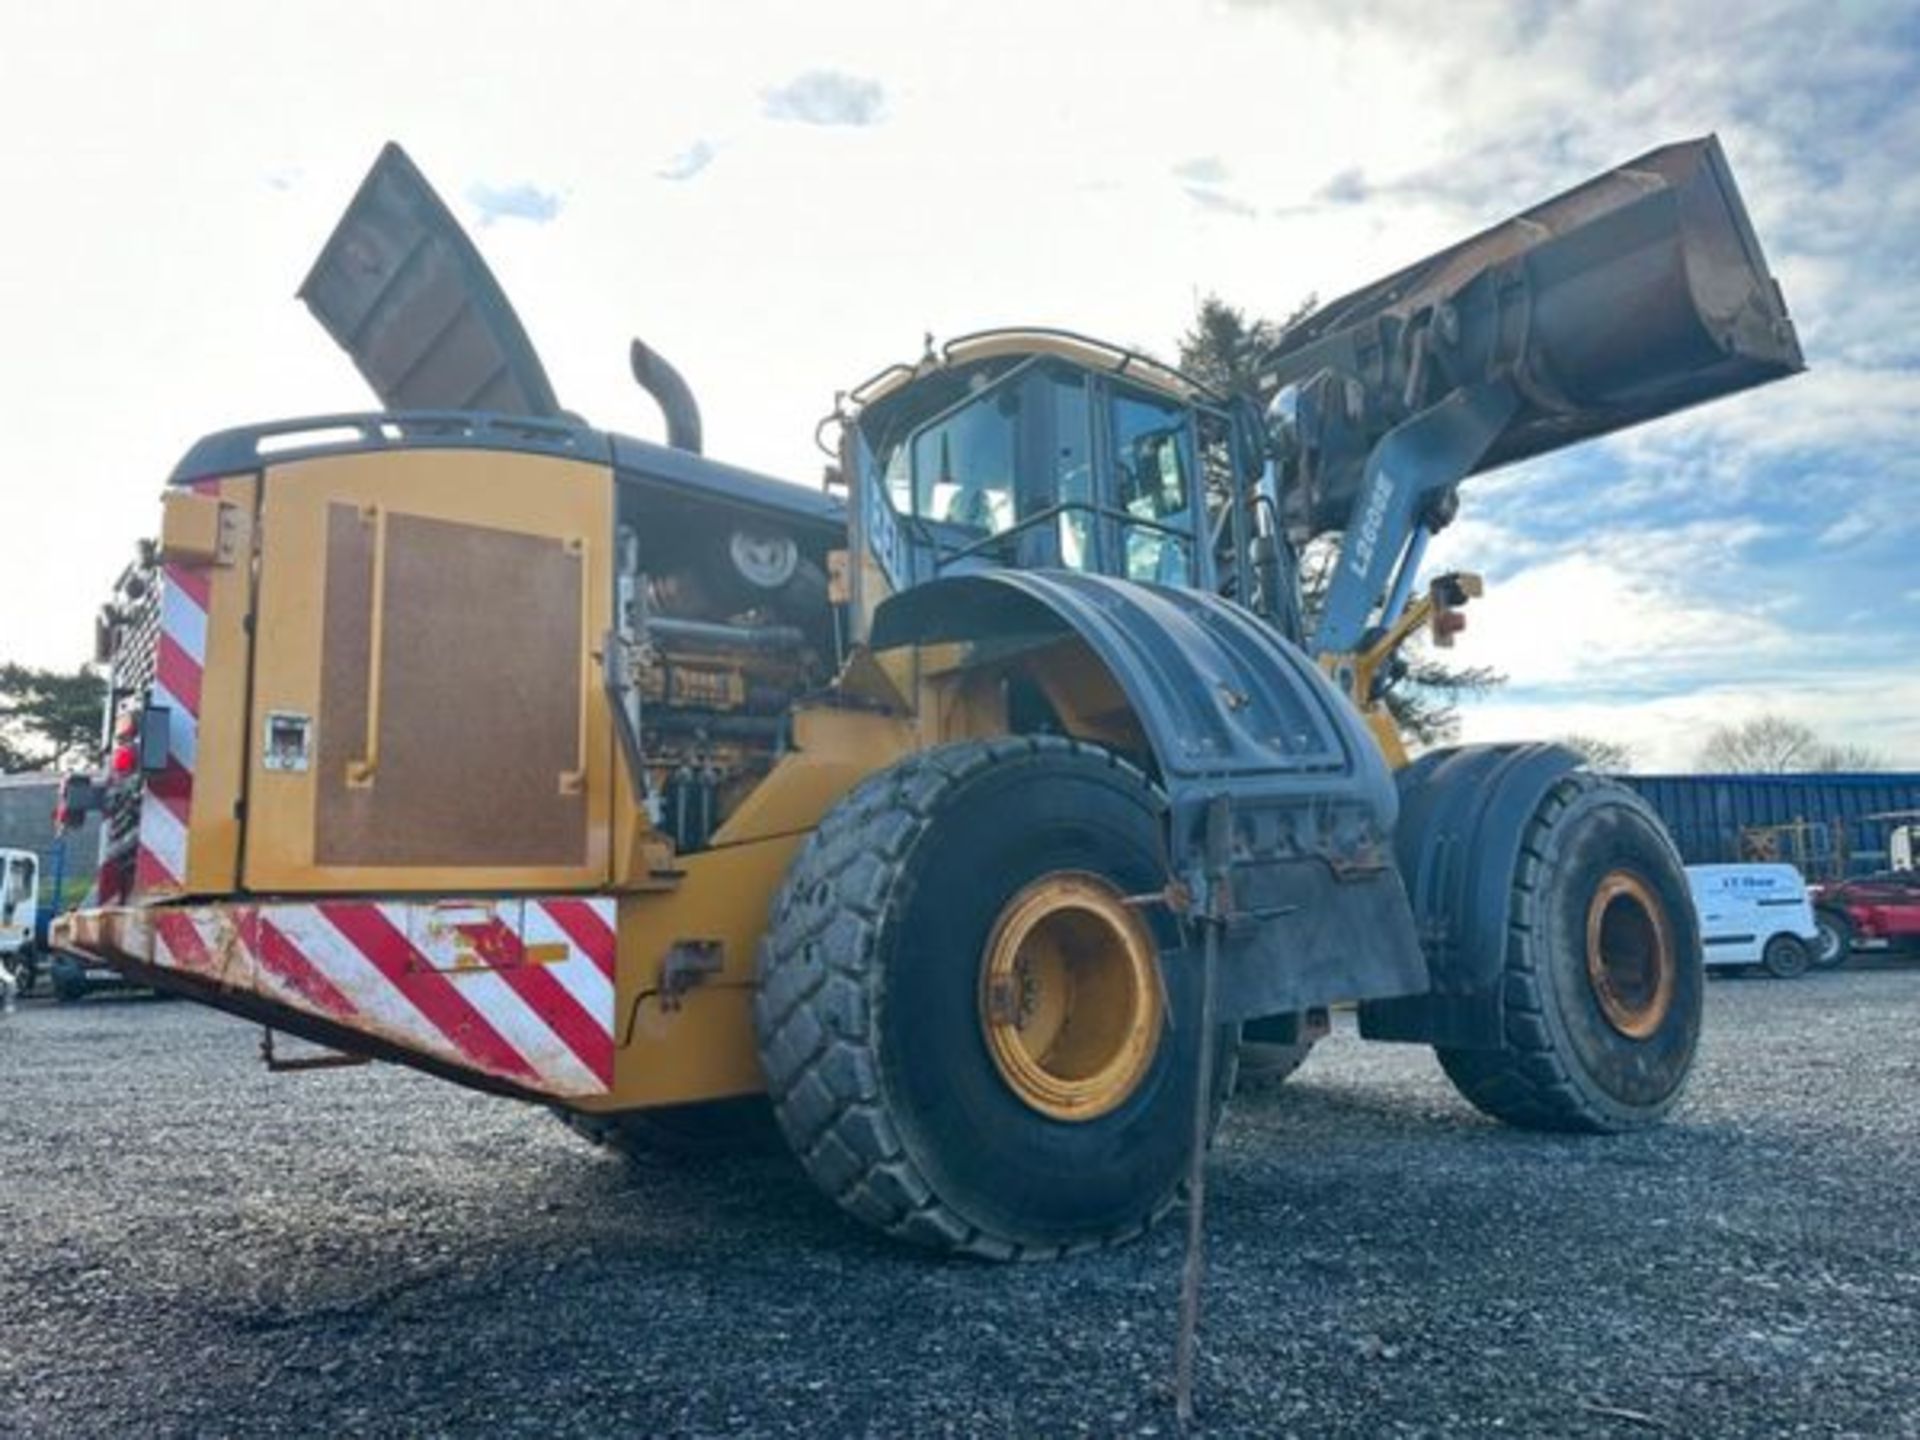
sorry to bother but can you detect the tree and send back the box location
[1176,293,1503,746]
[1694,714,1891,774]
[0,665,106,773]
[1176,293,1309,397]
[1555,733,1639,772]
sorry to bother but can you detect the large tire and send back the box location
[754,736,1237,1260]
[1811,910,1851,969]
[1437,773,1703,1133]
[1761,933,1811,980]
[554,1098,777,1160]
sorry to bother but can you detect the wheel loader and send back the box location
[57,137,1802,1257]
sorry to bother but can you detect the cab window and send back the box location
[1111,388,1195,584]
[2,855,32,921]
[912,381,1019,533]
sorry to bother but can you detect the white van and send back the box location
[1685,864,1820,978]
[1,847,38,1006]
[0,848,37,961]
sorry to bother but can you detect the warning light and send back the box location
[1427,571,1483,650]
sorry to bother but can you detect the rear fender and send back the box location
[871,571,1430,1019]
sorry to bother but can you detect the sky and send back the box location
[2,0,1915,772]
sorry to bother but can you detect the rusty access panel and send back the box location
[242,444,614,892]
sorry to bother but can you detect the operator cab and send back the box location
[846,331,1252,601]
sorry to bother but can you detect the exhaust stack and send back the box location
[629,338,704,454]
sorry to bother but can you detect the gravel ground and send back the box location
[3,967,1919,1438]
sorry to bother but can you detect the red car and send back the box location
[1810,871,1920,965]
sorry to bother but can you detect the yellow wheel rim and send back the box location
[1585,870,1676,1040]
[978,873,1163,1122]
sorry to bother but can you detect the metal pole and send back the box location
[1175,795,1231,1428]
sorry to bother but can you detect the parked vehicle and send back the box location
[1686,864,1820,978]
[1810,871,1920,966]
[45,949,134,1003]
[0,847,39,997]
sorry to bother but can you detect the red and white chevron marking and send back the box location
[135,479,220,898]
[146,896,618,1097]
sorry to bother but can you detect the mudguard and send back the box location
[1360,742,1581,1047]
[871,571,1430,1019]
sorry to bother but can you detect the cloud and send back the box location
[1457,669,1920,772]
[1182,185,1257,218]
[1173,155,1229,185]
[1169,151,1260,218]
[657,139,717,182]
[760,70,886,127]
[1316,167,1369,205]
[465,179,562,226]
[1431,526,1792,694]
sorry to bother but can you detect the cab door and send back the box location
[243,445,614,893]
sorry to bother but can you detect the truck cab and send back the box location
[1,848,38,951]
[0,848,37,998]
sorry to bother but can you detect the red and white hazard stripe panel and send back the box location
[134,559,208,895]
[145,896,618,1098]
[134,478,222,898]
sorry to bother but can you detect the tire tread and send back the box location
[754,735,1197,1259]
[1437,772,1692,1134]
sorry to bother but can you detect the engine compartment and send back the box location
[612,470,838,854]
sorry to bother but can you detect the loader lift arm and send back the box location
[1252,134,1802,668]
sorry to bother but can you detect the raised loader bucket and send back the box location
[1267,135,1803,519]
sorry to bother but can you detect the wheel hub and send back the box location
[1585,870,1676,1040]
[978,873,1163,1121]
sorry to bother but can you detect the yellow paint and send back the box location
[1323,572,1484,771]
[977,872,1163,1122]
[243,447,615,892]
[158,490,234,566]
[917,662,1009,746]
[1365,706,1410,769]
[343,503,388,789]
[709,706,916,848]
[585,832,817,1109]
[873,634,1144,758]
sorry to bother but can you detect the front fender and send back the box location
[872,570,1429,1018]
[873,570,1395,852]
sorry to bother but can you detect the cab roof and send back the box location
[846,328,1222,415]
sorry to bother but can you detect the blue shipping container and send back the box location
[1620,772,1920,877]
